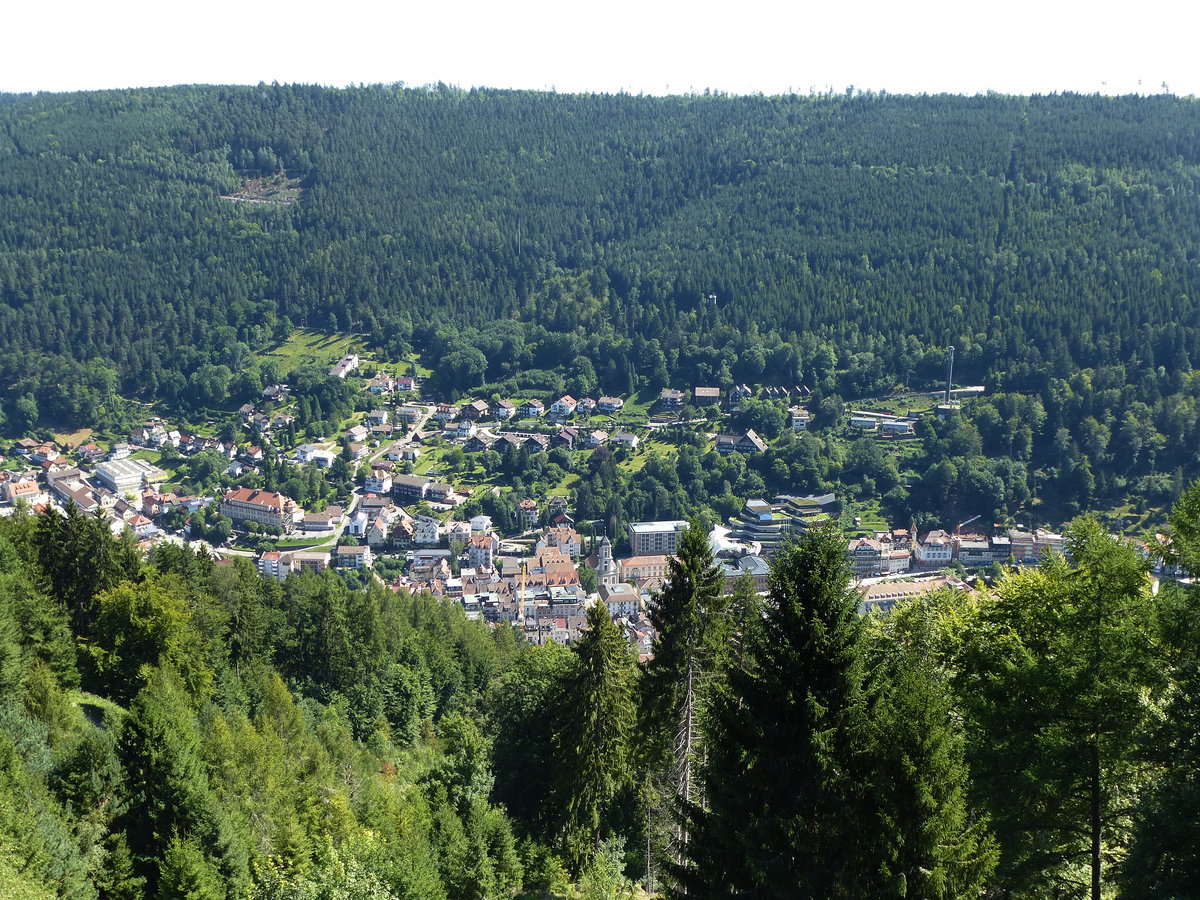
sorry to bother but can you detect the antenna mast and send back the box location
[945,345,956,403]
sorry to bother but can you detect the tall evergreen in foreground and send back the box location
[866,606,998,898]
[674,523,877,898]
[559,602,637,873]
[642,521,728,877]
[676,523,995,899]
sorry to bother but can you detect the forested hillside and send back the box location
[1,86,1198,412]
[4,482,1200,899]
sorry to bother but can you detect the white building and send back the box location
[330,354,360,379]
[93,458,168,495]
[917,530,954,566]
[550,395,578,418]
[628,520,690,556]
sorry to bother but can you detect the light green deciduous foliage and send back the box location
[577,836,635,900]
[1121,479,1200,898]
[84,577,214,705]
[956,517,1163,899]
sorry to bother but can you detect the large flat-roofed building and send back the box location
[220,487,301,533]
[628,520,690,556]
[93,458,168,494]
[290,550,331,573]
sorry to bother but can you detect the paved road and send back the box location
[208,404,439,561]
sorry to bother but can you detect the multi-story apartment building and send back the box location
[628,520,690,556]
[220,487,301,533]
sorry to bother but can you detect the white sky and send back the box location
[3,0,1198,97]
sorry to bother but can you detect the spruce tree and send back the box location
[674,522,876,899]
[115,666,249,898]
[559,603,636,873]
[642,521,727,871]
[866,608,998,899]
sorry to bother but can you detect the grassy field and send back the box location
[842,499,890,535]
[259,329,369,374]
[618,387,663,420]
[51,426,94,449]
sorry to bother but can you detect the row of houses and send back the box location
[449,394,626,424]
[461,426,641,454]
[0,462,167,540]
[365,372,417,394]
[848,410,918,437]
[846,527,1068,579]
[660,384,811,409]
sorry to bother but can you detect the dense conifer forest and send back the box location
[1,85,1198,523]
[3,480,1200,899]
[3,85,1200,897]
[3,86,1199,399]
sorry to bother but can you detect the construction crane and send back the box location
[956,514,981,537]
[519,559,528,629]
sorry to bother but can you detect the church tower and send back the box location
[597,535,619,588]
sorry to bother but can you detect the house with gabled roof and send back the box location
[519,399,545,418]
[467,533,500,571]
[335,543,374,569]
[461,399,491,421]
[366,517,391,548]
[553,427,579,450]
[715,430,767,455]
[367,372,396,394]
[77,443,106,463]
[659,389,685,409]
[523,434,550,452]
[519,498,540,526]
[395,406,422,425]
[464,435,495,453]
[550,396,578,418]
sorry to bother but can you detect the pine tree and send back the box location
[674,523,877,899]
[866,608,997,899]
[642,521,727,876]
[559,603,636,873]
